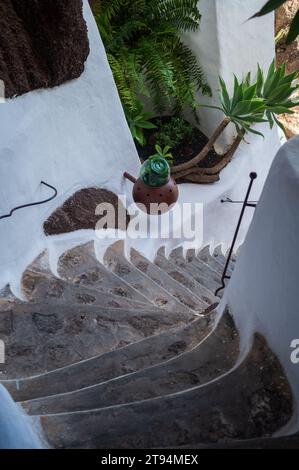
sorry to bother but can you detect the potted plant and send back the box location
[124,145,178,214]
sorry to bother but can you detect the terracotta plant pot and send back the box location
[124,172,179,215]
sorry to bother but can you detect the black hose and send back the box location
[0,181,58,221]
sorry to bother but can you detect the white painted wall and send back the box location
[184,0,276,151]
[0,0,283,294]
[220,136,299,433]
[0,1,140,291]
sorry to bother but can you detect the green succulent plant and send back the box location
[218,73,268,138]
[256,61,299,134]
[209,61,299,138]
[170,61,299,176]
[140,154,171,187]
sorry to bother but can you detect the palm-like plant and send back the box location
[95,0,211,116]
[256,61,299,134]
[171,61,299,177]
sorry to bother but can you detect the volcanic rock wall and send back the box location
[0,0,89,98]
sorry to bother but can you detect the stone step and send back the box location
[130,249,209,314]
[154,250,218,305]
[170,248,221,293]
[212,246,227,266]
[197,246,229,276]
[3,312,216,402]
[0,301,194,379]
[104,243,195,314]
[58,242,152,305]
[35,332,292,449]
[22,269,150,311]
[165,248,219,294]
[22,312,238,415]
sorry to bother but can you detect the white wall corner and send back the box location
[184,0,275,152]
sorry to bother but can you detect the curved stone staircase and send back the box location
[0,242,293,448]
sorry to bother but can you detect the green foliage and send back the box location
[140,154,171,187]
[125,102,157,146]
[251,0,299,44]
[256,60,299,133]
[219,74,267,138]
[151,144,173,162]
[154,117,194,148]
[214,61,299,137]
[95,0,211,116]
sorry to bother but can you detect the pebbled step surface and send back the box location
[3,313,217,402]
[0,301,194,379]
[104,243,194,314]
[155,250,218,305]
[58,243,151,305]
[170,248,221,293]
[130,249,208,313]
[37,333,292,449]
[22,269,150,311]
[22,312,238,415]
[197,246,229,276]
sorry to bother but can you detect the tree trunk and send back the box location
[173,133,243,184]
[171,117,231,174]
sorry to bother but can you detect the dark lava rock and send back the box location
[44,187,131,236]
[0,0,89,98]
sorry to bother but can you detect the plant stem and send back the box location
[171,117,231,174]
[172,133,243,181]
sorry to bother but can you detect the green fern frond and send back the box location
[97,0,210,117]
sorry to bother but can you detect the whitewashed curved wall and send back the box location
[0,0,283,293]
[221,136,299,432]
[0,1,140,290]
[185,0,276,151]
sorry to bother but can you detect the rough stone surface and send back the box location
[36,334,292,449]
[130,249,209,313]
[276,1,299,138]
[3,314,216,402]
[58,242,152,305]
[0,300,193,379]
[0,242,293,449]
[0,0,89,98]
[44,188,130,236]
[22,313,238,415]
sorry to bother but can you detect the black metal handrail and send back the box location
[0,181,57,221]
[215,172,257,297]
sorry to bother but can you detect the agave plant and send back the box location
[218,74,268,138]
[256,61,299,134]
[171,61,299,177]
